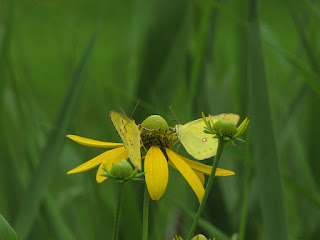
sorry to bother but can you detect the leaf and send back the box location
[247,0,288,239]
[14,13,102,240]
[0,214,17,240]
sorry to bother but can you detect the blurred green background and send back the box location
[1,0,320,239]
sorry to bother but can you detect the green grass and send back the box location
[1,0,320,239]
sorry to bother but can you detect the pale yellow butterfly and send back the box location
[110,111,142,170]
[175,113,240,160]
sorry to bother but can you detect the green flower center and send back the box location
[212,119,237,137]
[140,115,177,149]
[110,159,134,178]
[191,234,208,240]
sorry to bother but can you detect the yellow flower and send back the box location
[67,115,235,203]
[140,115,235,203]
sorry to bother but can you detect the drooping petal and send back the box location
[194,170,205,185]
[165,148,205,203]
[67,147,127,175]
[214,168,235,176]
[67,135,124,148]
[96,147,128,182]
[180,155,235,176]
[169,161,205,185]
[145,145,169,200]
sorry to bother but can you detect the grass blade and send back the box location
[247,0,288,239]
[0,214,17,240]
[14,15,102,240]
[189,0,213,101]
[285,0,320,75]
[169,196,230,240]
[284,176,320,209]
[0,0,13,91]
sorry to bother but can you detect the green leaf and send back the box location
[235,138,246,143]
[14,14,102,240]
[0,214,17,240]
[230,139,236,146]
[247,0,288,239]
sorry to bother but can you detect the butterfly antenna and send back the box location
[141,126,157,132]
[142,143,148,152]
[131,99,140,119]
[168,119,178,126]
[172,138,178,147]
[169,106,180,124]
[118,106,127,116]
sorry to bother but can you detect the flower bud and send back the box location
[191,234,208,240]
[110,160,134,178]
[141,115,169,134]
[212,119,237,137]
[140,115,176,149]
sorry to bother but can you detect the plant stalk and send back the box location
[186,138,226,240]
[142,185,150,240]
[112,182,125,240]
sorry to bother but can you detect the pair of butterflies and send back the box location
[110,111,239,171]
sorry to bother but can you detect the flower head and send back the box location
[140,115,235,202]
[100,159,144,183]
[202,113,249,140]
[110,159,134,178]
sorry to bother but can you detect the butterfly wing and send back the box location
[176,113,239,160]
[110,111,142,170]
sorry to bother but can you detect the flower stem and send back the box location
[112,182,125,240]
[238,165,251,240]
[142,185,150,240]
[186,138,226,240]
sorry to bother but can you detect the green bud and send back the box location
[140,115,176,149]
[141,115,169,134]
[212,119,237,137]
[110,160,134,178]
[191,234,208,240]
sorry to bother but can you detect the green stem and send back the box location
[112,182,124,240]
[186,138,226,240]
[142,185,150,240]
[238,166,251,240]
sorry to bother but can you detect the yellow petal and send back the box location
[215,168,235,176]
[169,161,205,185]
[194,170,205,185]
[180,156,235,176]
[166,148,205,203]
[67,135,123,148]
[145,145,169,200]
[67,147,127,175]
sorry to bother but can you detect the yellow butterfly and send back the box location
[175,113,240,160]
[110,111,142,170]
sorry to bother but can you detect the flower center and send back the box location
[212,119,237,137]
[140,115,177,149]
